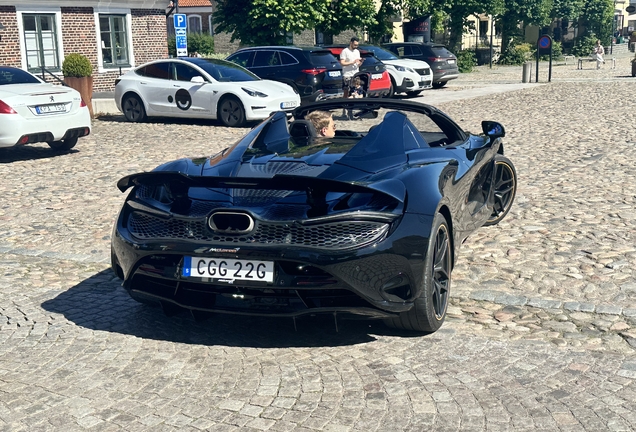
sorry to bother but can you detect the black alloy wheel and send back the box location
[484,155,517,226]
[218,96,246,127]
[384,212,452,333]
[122,95,147,122]
[432,81,447,89]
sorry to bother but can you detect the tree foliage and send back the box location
[213,0,376,46]
[498,0,552,53]
[581,0,614,45]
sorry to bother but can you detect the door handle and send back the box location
[140,81,147,85]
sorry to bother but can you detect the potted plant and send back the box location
[62,53,94,117]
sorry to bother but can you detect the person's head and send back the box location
[352,77,361,87]
[306,110,336,138]
[349,37,360,50]
[596,39,601,45]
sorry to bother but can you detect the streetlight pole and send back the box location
[489,16,494,68]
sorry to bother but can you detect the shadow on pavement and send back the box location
[0,146,78,163]
[95,114,258,128]
[41,269,432,347]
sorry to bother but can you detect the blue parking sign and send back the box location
[174,13,187,30]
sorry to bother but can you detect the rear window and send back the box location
[431,46,455,58]
[0,67,41,85]
[309,51,340,67]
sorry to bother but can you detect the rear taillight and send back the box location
[301,67,327,75]
[80,99,87,107]
[428,57,443,63]
[0,100,17,114]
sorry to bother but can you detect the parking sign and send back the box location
[174,14,187,30]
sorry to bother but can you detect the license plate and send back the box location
[447,59,456,64]
[280,101,298,109]
[371,73,383,79]
[328,71,341,77]
[182,257,274,282]
[36,103,66,114]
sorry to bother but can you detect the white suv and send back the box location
[360,45,433,97]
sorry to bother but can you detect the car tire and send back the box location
[432,81,447,89]
[218,95,246,127]
[47,136,78,151]
[484,155,517,226]
[406,90,422,97]
[122,94,147,122]
[384,212,452,333]
[385,78,395,98]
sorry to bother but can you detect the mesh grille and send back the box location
[128,211,389,249]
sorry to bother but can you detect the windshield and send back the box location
[0,67,41,85]
[192,58,261,82]
[361,46,398,61]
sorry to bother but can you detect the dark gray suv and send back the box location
[383,42,459,88]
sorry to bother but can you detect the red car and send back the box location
[323,47,391,98]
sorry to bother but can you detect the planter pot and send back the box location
[64,76,93,117]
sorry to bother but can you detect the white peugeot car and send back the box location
[0,66,91,151]
[360,45,433,97]
[115,58,301,127]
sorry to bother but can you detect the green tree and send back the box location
[213,0,377,46]
[498,0,552,53]
[581,0,614,45]
[429,0,504,52]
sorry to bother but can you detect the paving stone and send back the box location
[0,63,636,431]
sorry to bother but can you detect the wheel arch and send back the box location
[121,90,148,111]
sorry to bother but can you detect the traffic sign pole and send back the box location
[173,13,188,57]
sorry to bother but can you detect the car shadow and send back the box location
[95,114,258,128]
[40,269,431,347]
[0,146,78,163]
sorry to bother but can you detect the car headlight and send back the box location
[394,65,415,74]
[242,87,268,98]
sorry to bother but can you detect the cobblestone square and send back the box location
[1,58,636,431]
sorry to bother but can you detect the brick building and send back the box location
[0,0,168,92]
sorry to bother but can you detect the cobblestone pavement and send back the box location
[1,62,636,431]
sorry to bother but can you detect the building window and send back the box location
[22,14,60,72]
[208,15,214,36]
[188,15,202,34]
[99,14,130,68]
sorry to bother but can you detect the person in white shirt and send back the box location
[340,37,363,98]
[594,40,605,69]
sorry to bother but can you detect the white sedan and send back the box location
[115,58,301,127]
[360,45,433,97]
[0,66,91,150]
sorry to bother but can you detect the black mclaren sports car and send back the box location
[111,99,517,333]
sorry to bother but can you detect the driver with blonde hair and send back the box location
[305,110,336,138]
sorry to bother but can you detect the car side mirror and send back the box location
[191,76,205,84]
[481,121,505,138]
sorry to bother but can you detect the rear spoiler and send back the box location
[117,171,406,204]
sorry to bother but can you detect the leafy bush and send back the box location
[497,43,532,65]
[535,41,563,61]
[456,49,477,73]
[571,34,597,57]
[62,53,93,77]
[168,33,215,57]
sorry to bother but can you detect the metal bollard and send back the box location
[521,61,532,83]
